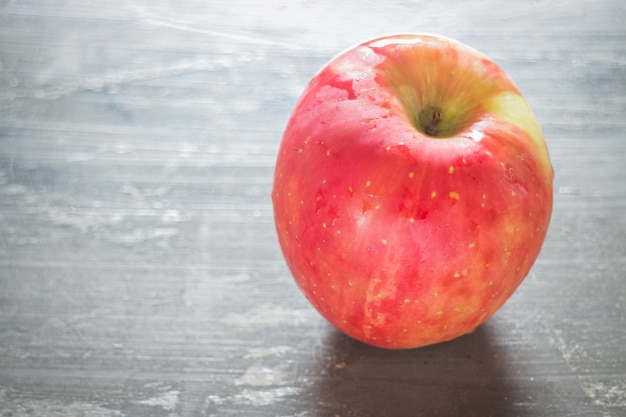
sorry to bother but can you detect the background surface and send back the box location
[1,1,625,416]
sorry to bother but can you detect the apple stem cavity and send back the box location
[418,106,443,137]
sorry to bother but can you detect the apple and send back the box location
[272,33,553,349]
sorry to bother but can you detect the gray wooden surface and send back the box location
[1,1,624,416]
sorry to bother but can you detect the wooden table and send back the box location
[1,1,624,415]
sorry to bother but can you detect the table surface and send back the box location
[1,1,625,416]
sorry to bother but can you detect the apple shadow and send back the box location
[307,323,517,417]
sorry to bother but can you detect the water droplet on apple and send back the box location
[469,129,485,142]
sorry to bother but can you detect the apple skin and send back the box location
[272,34,553,349]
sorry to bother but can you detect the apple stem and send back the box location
[418,106,443,137]
[425,109,442,136]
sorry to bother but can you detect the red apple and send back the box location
[272,33,553,349]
